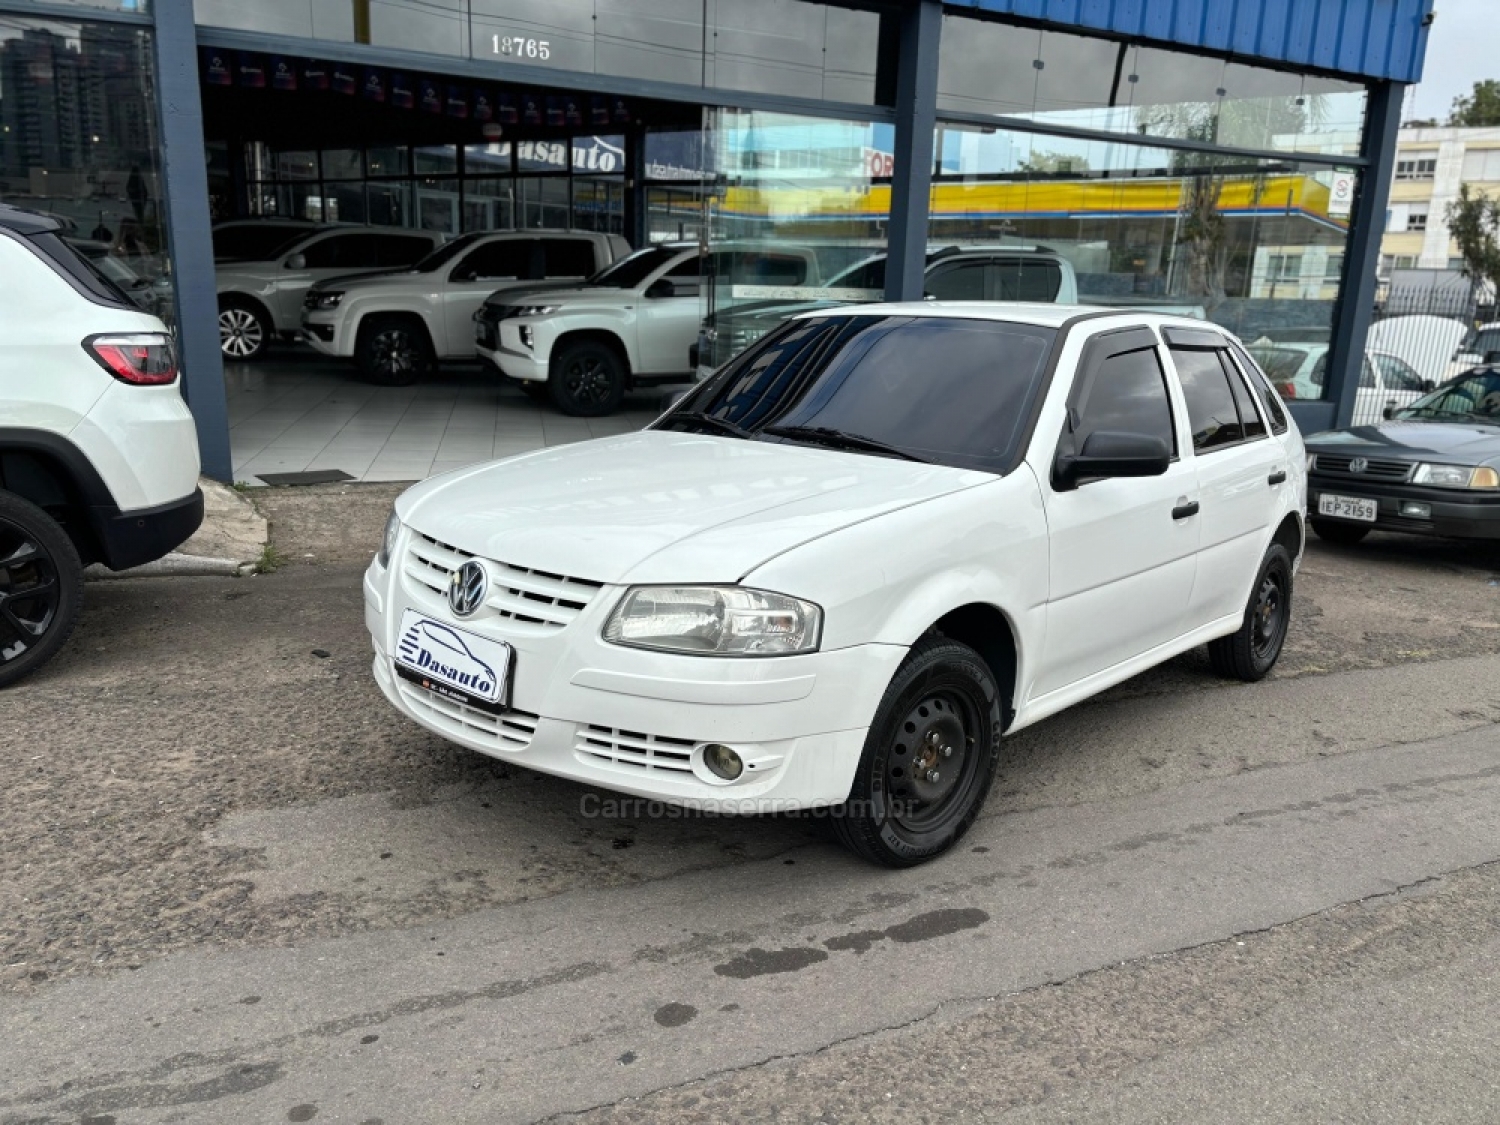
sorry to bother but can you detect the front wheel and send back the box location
[357,317,434,387]
[833,636,1002,867]
[548,340,626,417]
[0,491,83,689]
[1208,543,1293,683]
[1311,519,1370,546]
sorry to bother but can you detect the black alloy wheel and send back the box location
[357,317,434,387]
[549,340,626,417]
[0,491,83,689]
[834,635,1002,867]
[1208,542,1294,682]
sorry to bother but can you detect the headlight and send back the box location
[307,290,344,310]
[515,304,559,318]
[603,586,822,656]
[1411,464,1500,489]
[377,510,401,568]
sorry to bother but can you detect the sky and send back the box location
[1407,0,1495,122]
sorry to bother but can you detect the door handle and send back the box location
[1172,500,1200,520]
[1268,470,1288,486]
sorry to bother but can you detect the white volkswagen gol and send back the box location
[366,305,1306,866]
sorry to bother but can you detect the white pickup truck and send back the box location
[301,230,631,385]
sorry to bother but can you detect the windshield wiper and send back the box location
[661,411,753,439]
[761,425,931,463]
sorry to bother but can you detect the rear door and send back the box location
[1163,327,1285,631]
[1034,325,1200,699]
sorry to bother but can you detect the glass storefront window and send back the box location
[929,122,1358,382]
[463,178,514,231]
[322,148,362,179]
[414,145,458,175]
[366,146,409,177]
[706,0,878,104]
[517,177,570,228]
[34,0,151,12]
[937,14,1368,158]
[573,175,624,235]
[0,17,173,322]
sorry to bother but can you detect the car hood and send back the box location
[1307,420,1500,465]
[311,268,436,292]
[397,431,993,585]
[481,283,635,311]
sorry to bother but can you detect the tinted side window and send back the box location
[457,239,536,280]
[994,259,1063,301]
[1073,346,1176,456]
[837,259,885,290]
[1223,353,1267,439]
[1228,344,1289,434]
[542,239,597,276]
[925,262,987,300]
[668,254,703,279]
[377,235,435,267]
[1171,348,1245,451]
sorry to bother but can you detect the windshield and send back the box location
[212,224,316,262]
[589,246,684,288]
[662,315,1058,472]
[1398,370,1500,422]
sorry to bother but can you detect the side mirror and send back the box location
[1383,405,1396,420]
[284,253,307,270]
[1054,431,1171,491]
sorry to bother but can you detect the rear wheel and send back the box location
[1311,519,1371,546]
[1208,543,1293,682]
[832,636,1002,867]
[0,491,83,689]
[548,340,626,417]
[218,299,270,362]
[357,317,434,387]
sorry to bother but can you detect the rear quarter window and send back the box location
[26,232,133,309]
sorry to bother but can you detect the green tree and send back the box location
[1446,184,1500,298]
[1449,80,1500,127]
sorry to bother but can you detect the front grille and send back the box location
[1313,455,1413,482]
[575,726,696,775]
[404,532,604,632]
[397,679,539,751]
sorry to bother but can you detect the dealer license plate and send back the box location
[394,609,512,713]
[1317,494,1378,522]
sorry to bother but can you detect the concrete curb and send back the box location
[85,553,257,581]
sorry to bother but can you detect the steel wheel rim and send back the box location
[0,516,60,664]
[883,690,980,833]
[1252,570,1287,660]
[218,308,263,358]
[563,355,613,405]
[373,329,420,376]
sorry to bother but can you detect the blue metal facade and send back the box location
[946,0,1434,83]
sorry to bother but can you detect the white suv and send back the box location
[0,205,203,687]
[301,230,630,386]
[215,224,442,361]
[474,243,822,415]
[366,304,1305,865]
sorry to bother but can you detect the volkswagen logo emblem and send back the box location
[448,560,488,618]
[1348,457,1369,474]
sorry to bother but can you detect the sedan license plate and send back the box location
[1317,493,1378,522]
[394,609,512,713]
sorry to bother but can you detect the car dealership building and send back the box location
[0,0,1433,480]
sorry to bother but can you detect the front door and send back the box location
[634,255,702,375]
[1034,328,1200,699]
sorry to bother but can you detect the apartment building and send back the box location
[1382,125,1500,274]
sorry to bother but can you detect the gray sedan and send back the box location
[1305,366,1500,544]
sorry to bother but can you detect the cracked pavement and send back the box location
[3,483,1500,1122]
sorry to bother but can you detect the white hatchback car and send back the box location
[367,305,1306,865]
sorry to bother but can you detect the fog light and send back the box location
[702,743,744,781]
[1400,501,1432,519]
[519,324,534,350]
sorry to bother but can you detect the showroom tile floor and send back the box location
[226,352,672,485]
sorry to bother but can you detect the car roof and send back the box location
[0,203,62,236]
[791,302,1224,333]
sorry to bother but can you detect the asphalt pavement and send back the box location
[3,484,1500,1123]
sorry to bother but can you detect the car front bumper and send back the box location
[1309,475,1500,539]
[300,311,345,356]
[363,545,902,809]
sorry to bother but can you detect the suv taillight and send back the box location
[84,333,178,386]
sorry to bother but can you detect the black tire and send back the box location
[1311,519,1371,546]
[218,298,271,362]
[548,339,627,417]
[356,316,435,387]
[832,635,1003,867]
[1208,543,1293,683]
[0,491,83,689]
